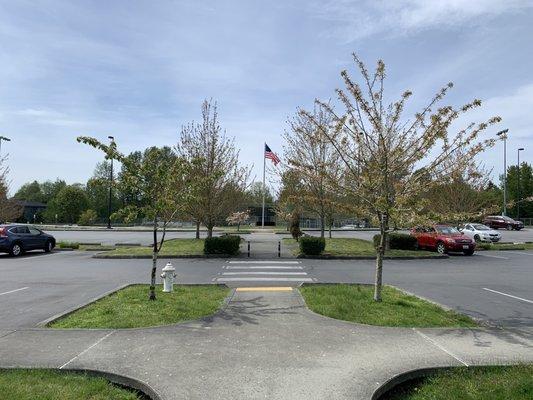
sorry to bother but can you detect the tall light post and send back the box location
[517,147,524,220]
[497,129,509,215]
[107,136,115,229]
[0,136,11,158]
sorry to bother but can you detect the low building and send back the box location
[15,201,47,223]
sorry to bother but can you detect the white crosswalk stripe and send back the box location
[214,260,313,285]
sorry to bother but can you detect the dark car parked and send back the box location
[0,225,56,256]
[482,215,524,231]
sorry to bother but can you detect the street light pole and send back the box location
[0,136,12,158]
[107,136,115,229]
[497,129,509,216]
[517,148,524,220]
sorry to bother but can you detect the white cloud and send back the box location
[312,0,533,41]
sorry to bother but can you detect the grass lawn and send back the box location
[51,284,230,329]
[0,369,142,400]
[300,284,477,327]
[283,238,438,258]
[383,365,533,400]
[102,238,205,257]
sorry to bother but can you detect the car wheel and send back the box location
[436,242,446,254]
[44,240,53,253]
[463,249,474,256]
[506,224,513,230]
[10,242,23,257]
[474,234,481,242]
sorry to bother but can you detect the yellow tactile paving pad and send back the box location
[235,287,293,292]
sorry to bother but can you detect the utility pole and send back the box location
[262,142,266,229]
[107,136,115,229]
[517,147,524,220]
[497,129,509,215]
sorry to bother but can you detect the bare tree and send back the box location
[177,100,250,238]
[301,54,500,301]
[284,105,342,238]
[0,158,21,223]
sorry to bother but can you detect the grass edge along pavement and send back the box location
[50,284,231,329]
[0,369,144,400]
[97,238,205,258]
[380,364,533,400]
[283,238,444,258]
[299,284,477,327]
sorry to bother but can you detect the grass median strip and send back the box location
[283,238,438,258]
[102,238,204,257]
[0,369,142,400]
[382,365,533,400]
[50,284,230,329]
[300,284,477,327]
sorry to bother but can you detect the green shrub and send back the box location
[299,236,326,255]
[204,235,241,255]
[373,233,418,250]
[477,242,492,250]
[77,209,98,226]
[58,241,80,249]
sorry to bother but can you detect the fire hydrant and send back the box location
[160,262,176,293]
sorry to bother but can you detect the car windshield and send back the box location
[473,224,490,230]
[501,216,515,222]
[435,226,460,234]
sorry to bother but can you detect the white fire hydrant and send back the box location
[160,262,176,293]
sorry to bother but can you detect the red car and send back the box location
[483,215,524,231]
[411,225,476,255]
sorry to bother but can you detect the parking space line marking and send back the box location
[413,329,469,366]
[236,287,293,292]
[222,271,308,276]
[483,288,533,304]
[59,331,114,369]
[0,287,29,296]
[476,253,508,259]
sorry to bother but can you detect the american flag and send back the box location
[264,143,280,166]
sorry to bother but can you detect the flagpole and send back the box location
[262,142,266,229]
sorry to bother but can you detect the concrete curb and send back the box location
[371,366,450,400]
[37,284,131,327]
[92,253,239,259]
[297,254,449,260]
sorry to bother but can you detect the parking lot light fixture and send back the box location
[497,129,509,215]
[517,148,524,220]
[0,135,11,157]
[107,136,115,229]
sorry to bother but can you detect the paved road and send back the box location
[41,227,533,245]
[1,249,531,329]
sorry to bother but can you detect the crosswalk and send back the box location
[213,260,314,286]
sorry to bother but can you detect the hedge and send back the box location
[299,236,326,255]
[58,241,80,249]
[204,235,241,255]
[372,233,417,250]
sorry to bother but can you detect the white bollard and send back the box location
[160,262,176,292]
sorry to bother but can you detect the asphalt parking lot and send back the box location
[1,248,531,329]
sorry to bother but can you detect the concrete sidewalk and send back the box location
[1,288,532,400]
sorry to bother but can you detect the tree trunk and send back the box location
[207,224,213,238]
[320,215,325,238]
[374,213,388,302]
[328,222,332,239]
[149,222,158,301]
[195,220,200,239]
[237,222,240,232]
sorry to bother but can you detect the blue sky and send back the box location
[1,0,532,193]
